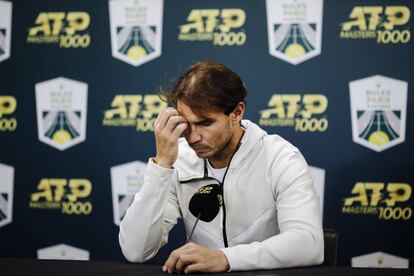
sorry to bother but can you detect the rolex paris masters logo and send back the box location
[111,160,146,225]
[109,0,163,67]
[0,1,12,62]
[35,77,88,151]
[266,0,323,65]
[349,75,407,152]
[0,163,14,228]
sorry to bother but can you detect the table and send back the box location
[0,258,413,276]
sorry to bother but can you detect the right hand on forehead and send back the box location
[153,108,188,168]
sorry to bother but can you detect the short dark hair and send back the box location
[162,61,247,115]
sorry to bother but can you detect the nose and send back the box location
[184,125,201,144]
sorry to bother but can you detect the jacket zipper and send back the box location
[210,142,241,248]
[183,142,242,248]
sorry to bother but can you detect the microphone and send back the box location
[186,184,222,243]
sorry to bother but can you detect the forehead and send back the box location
[176,100,223,122]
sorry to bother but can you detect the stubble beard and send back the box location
[201,133,234,164]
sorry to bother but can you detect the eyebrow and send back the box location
[191,117,215,125]
[176,108,215,124]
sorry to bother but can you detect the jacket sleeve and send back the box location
[220,148,324,271]
[118,158,181,262]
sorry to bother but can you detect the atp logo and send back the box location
[178,9,246,46]
[103,94,167,132]
[0,95,17,132]
[259,94,328,132]
[27,12,91,48]
[349,75,407,152]
[30,178,93,216]
[0,1,12,62]
[342,182,412,221]
[109,0,163,66]
[0,163,14,228]
[35,77,88,151]
[340,6,411,44]
[266,0,323,65]
[111,161,146,225]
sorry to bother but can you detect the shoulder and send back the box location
[258,134,310,185]
[260,134,301,160]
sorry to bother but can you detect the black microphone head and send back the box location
[189,184,222,222]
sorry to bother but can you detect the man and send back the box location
[119,61,324,273]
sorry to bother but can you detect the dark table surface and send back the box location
[1,258,413,276]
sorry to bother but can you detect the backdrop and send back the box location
[0,0,413,268]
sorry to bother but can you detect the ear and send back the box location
[230,102,245,122]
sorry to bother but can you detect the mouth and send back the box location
[190,145,210,153]
[192,147,208,151]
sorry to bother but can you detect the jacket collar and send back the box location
[230,120,267,169]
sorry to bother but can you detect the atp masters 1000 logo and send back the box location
[349,75,407,152]
[259,94,328,132]
[35,77,88,151]
[27,11,91,48]
[0,1,12,62]
[266,0,323,65]
[103,94,166,132]
[340,6,411,44]
[342,182,412,221]
[178,8,246,46]
[0,95,17,132]
[30,178,93,216]
[109,0,163,67]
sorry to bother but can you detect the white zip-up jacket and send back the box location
[119,120,324,271]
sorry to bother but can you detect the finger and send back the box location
[155,108,179,129]
[164,115,187,133]
[164,249,181,274]
[173,122,187,138]
[164,244,197,274]
[154,108,177,130]
[175,254,196,274]
[184,263,204,274]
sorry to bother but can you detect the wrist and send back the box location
[217,250,230,272]
[154,157,173,169]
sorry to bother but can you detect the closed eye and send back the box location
[198,121,213,126]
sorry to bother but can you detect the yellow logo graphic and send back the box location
[342,182,412,220]
[178,9,246,46]
[0,96,17,132]
[30,179,92,215]
[27,12,91,48]
[340,6,411,44]
[197,187,213,194]
[259,94,328,132]
[103,94,167,132]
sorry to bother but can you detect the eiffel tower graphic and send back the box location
[0,193,8,222]
[0,29,6,56]
[42,111,81,145]
[357,110,401,146]
[273,23,316,58]
[116,26,156,61]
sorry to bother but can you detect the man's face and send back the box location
[176,100,235,160]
